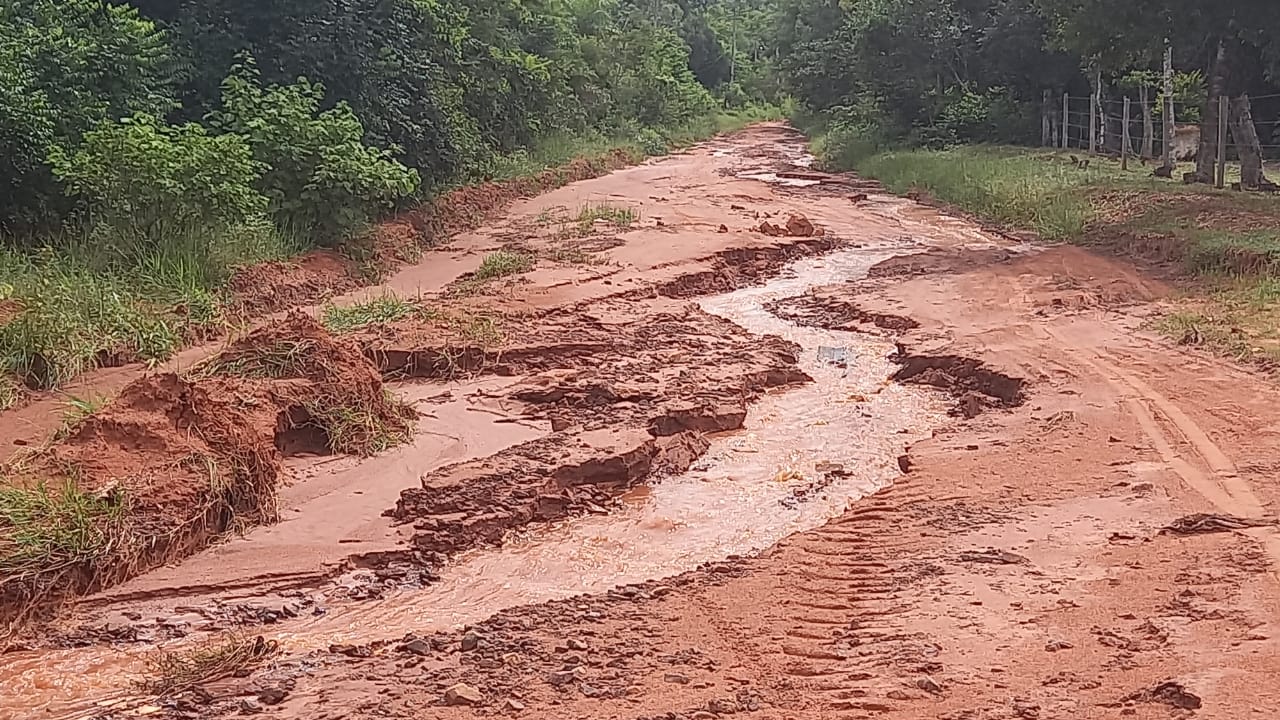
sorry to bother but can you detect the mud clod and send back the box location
[891,353,1026,416]
[767,292,919,333]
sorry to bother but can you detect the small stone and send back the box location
[1246,632,1269,641]
[692,713,718,720]
[402,638,432,656]
[461,631,482,652]
[257,687,289,706]
[1044,640,1073,652]
[566,638,588,651]
[548,669,579,686]
[503,699,525,712]
[238,699,262,714]
[664,672,691,685]
[443,683,483,706]
[917,676,943,694]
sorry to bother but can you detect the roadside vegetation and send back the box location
[0,0,784,402]
[781,0,1280,373]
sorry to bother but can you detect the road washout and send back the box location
[5,123,1276,720]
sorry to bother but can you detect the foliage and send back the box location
[0,0,175,232]
[209,59,420,244]
[49,114,266,245]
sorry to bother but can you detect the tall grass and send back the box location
[853,147,1094,241]
[0,221,300,390]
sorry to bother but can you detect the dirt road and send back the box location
[4,124,1279,720]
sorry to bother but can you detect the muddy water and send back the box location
[281,244,945,641]
[1,243,945,720]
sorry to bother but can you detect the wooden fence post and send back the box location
[1161,43,1175,171]
[1042,90,1051,146]
[1089,93,1098,154]
[1122,97,1131,171]
[1062,93,1070,149]
[1216,94,1228,188]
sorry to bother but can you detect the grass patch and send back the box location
[576,203,637,228]
[0,376,22,411]
[473,250,535,281]
[321,294,417,334]
[0,477,124,577]
[191,339,319,379]
[302,392,415,456]
[140,633,279,696]
[850,147,1095,241]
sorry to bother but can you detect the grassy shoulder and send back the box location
[0,108,777,409]
[812,136,1280,371]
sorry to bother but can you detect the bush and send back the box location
[49,114,267,244]
[209,59,421,244]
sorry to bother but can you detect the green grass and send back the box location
[576,203,637,228]
[302,392,415,456]
[321,294,418,334]
[473,250,535,281]
[850,146,1096,241]
[0,477,124,576]
[0,220,300,391]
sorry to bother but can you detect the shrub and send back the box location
[48,114,267,245]
[209,58,420,244]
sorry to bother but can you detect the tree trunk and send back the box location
[1189,39,1228,184]
[1229,94,1278,190]
[1140,85,1154,159]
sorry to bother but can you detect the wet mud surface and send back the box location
[3,124,1280,720]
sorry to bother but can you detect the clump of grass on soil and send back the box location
[302,391,416,456]
[140,633,279,696]
[473,250,536,281]
[576,203,637,228]
[321,294,418,334]
[0,376,23,411]
[0,477,125,578]
[190,339,319,380]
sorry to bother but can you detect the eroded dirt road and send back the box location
[4,124,1280,720]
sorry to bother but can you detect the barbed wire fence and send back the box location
[1040,90,1280,190]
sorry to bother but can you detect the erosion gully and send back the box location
[1,129,978,719]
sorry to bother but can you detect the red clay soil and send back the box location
[0,312,411,641]
[359,300,811,571]
[230,149,642,312]
[178,246,1280,720]
[228,251,362,316]
[10,125,1280,720]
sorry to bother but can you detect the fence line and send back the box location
[1043,89,1280,190]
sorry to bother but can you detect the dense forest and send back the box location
[2,0,1278,397]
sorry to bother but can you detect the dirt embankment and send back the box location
[1,313,413,640]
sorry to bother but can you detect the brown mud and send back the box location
[3,124,1280,720]
[0,312,412,638]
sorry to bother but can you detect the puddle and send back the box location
[0,243,946,718]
